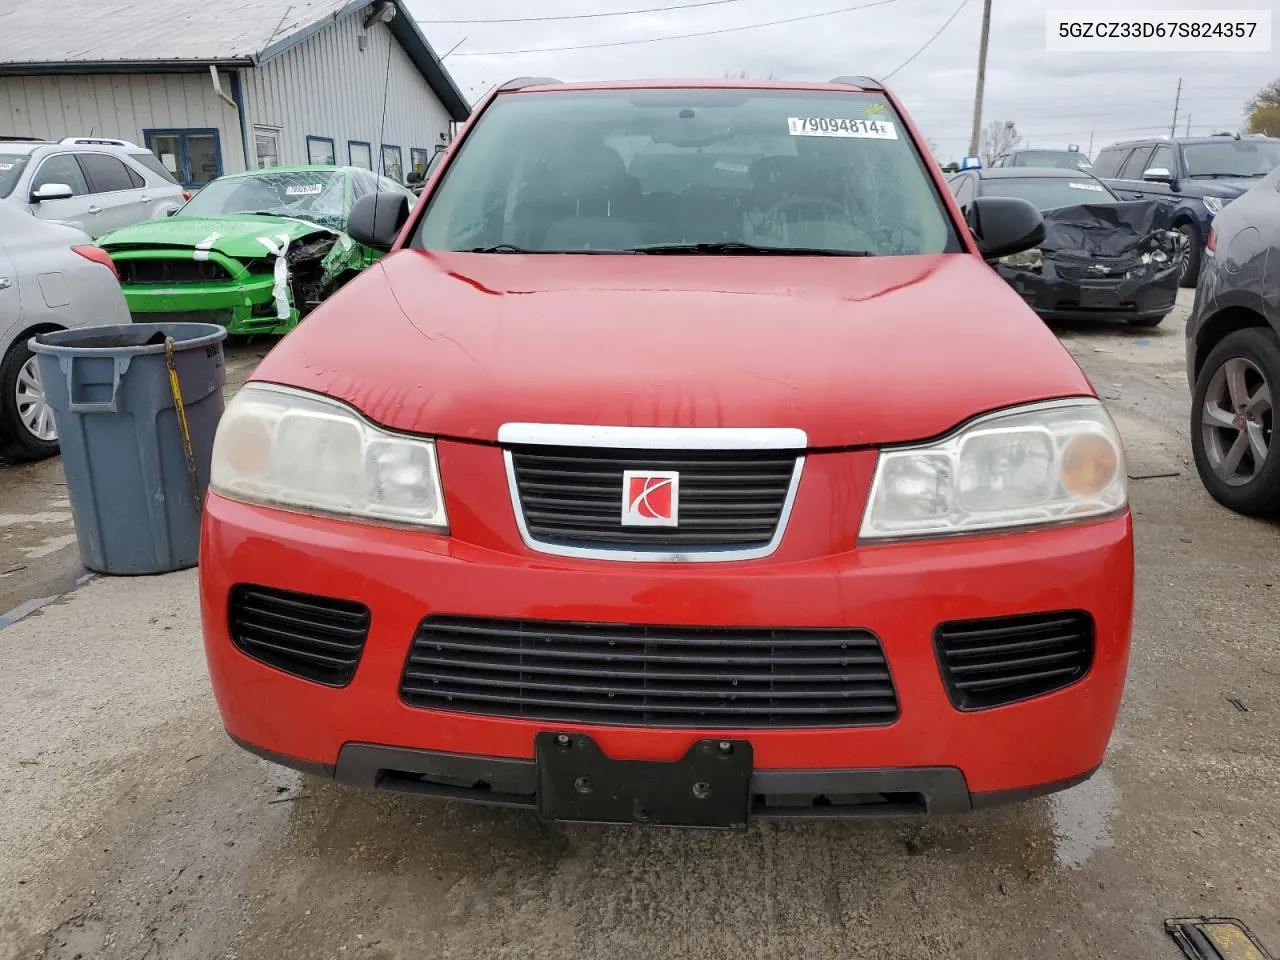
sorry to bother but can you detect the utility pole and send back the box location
[968,0,993,157]
[1087,130,1093,157]
[1186,114,1192,137]
[1169,77,1182,138]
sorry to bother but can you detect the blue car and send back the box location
[1092,135,1280,287]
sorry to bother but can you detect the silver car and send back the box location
[0,137,188,239]
[0,200,131,461]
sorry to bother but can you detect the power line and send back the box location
[451,0,900,56]
[882,0,968,80]
[421,0,755,24]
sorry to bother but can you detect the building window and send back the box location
[255,127,280,169]
[143,128,223,188]
[410,147,429,176]
[307,136,336,166]
[381,144,403,183]
[348,141,372,170]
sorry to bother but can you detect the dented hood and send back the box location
[252,249,1094,448]
[98,215,337,258]
[1039,200,1175,260]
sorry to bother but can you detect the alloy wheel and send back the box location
[1201,356,1273,486]
[15,355,56,442]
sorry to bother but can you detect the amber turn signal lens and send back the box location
[1060,433,1118,497]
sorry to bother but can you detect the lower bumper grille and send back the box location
[401,616,899,728]
[116,258,231,284]
[229,585,371,687]
[935,611,1094,710]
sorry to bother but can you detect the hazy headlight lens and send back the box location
[997,248,1043,270]
[861,399,1126,540]
[1203,195,1224,216]
[210,384,448,529]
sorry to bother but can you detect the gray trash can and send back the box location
[30,322,228,575]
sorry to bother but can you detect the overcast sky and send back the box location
[404,0,1277,159]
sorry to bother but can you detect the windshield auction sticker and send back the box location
[787,117,898,140]
[285,184,324,196]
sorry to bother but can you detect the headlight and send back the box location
[210,384,448,529]
[860,399,1126,540]
[1202,195,1225,216]
[997,248,1043,270]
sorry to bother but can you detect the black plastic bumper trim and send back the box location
[334,743,978,817]
[969,763,1100,809]
[228,732,335,779]
[226,735,1101,819]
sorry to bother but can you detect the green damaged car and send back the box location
[97,166,416,335]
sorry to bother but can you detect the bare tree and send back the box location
[979,120,1021,165]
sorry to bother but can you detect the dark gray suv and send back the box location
[1185,163,1280,516]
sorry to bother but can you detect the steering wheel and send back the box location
[760,197,850,224]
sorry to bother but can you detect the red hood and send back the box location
[254,249,1093,447]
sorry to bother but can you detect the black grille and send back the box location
[116,258,231,285]
[507,446,798,551]
[935,611,1093,710]
[229,585,371,687]
[401,616,898,728]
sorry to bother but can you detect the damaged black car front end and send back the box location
[993,200,1185,327]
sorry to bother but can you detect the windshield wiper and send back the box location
[632,241,874,256]
[467,243,637,254]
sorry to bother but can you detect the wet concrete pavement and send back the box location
[3,295,1279,959]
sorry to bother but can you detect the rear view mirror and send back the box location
[31,182,74,202]
[167,208,179,217]
[347,191,411,251]
[967,196,1045,261]
[1142,167,1174,183]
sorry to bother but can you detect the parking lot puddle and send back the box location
[1047,769,1119,869]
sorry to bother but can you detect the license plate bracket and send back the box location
[535,733,753,828]
[1079,285,1119,308]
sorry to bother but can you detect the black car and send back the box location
[991,148,1093,173]
[949,167,1183,327]
[1093,135,1280,287]
[1185,164,1280,517]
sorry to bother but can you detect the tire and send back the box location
[1127,314,1166,329]
[1176,222,1201,288]
[0,339,60,462]
[1189,327,1280,517]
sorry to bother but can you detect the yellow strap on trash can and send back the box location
[164,336,203,513]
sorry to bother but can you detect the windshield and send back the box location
[1182,139,1280,178]
[414,88,960,255]
[980,176,1116,210]
[0,154,31,199]
[1011,151,1092,172]
[178,169,348,228]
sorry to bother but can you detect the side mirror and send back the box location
[968,196,1045,261]
[166,208,180,217]
[31,182,74,202]
[1142,167,1174,183]
[347,191,411,251]
[406,170,423,185]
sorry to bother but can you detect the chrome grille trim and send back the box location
[500,423,807,563]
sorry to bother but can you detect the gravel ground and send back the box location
[2,293,1278,960]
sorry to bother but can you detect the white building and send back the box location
[0,0,470,188]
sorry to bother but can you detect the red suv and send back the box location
[201,77,1133,827]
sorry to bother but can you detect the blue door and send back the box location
[143,129,223,188]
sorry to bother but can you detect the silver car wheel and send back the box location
[1201,356,1272,487]
[15,355,57,443]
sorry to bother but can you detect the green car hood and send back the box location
[99,215,340,258]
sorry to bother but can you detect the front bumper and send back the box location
[123,278,297,335]
[997,262,1179,323]
[201,460,1135,818]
